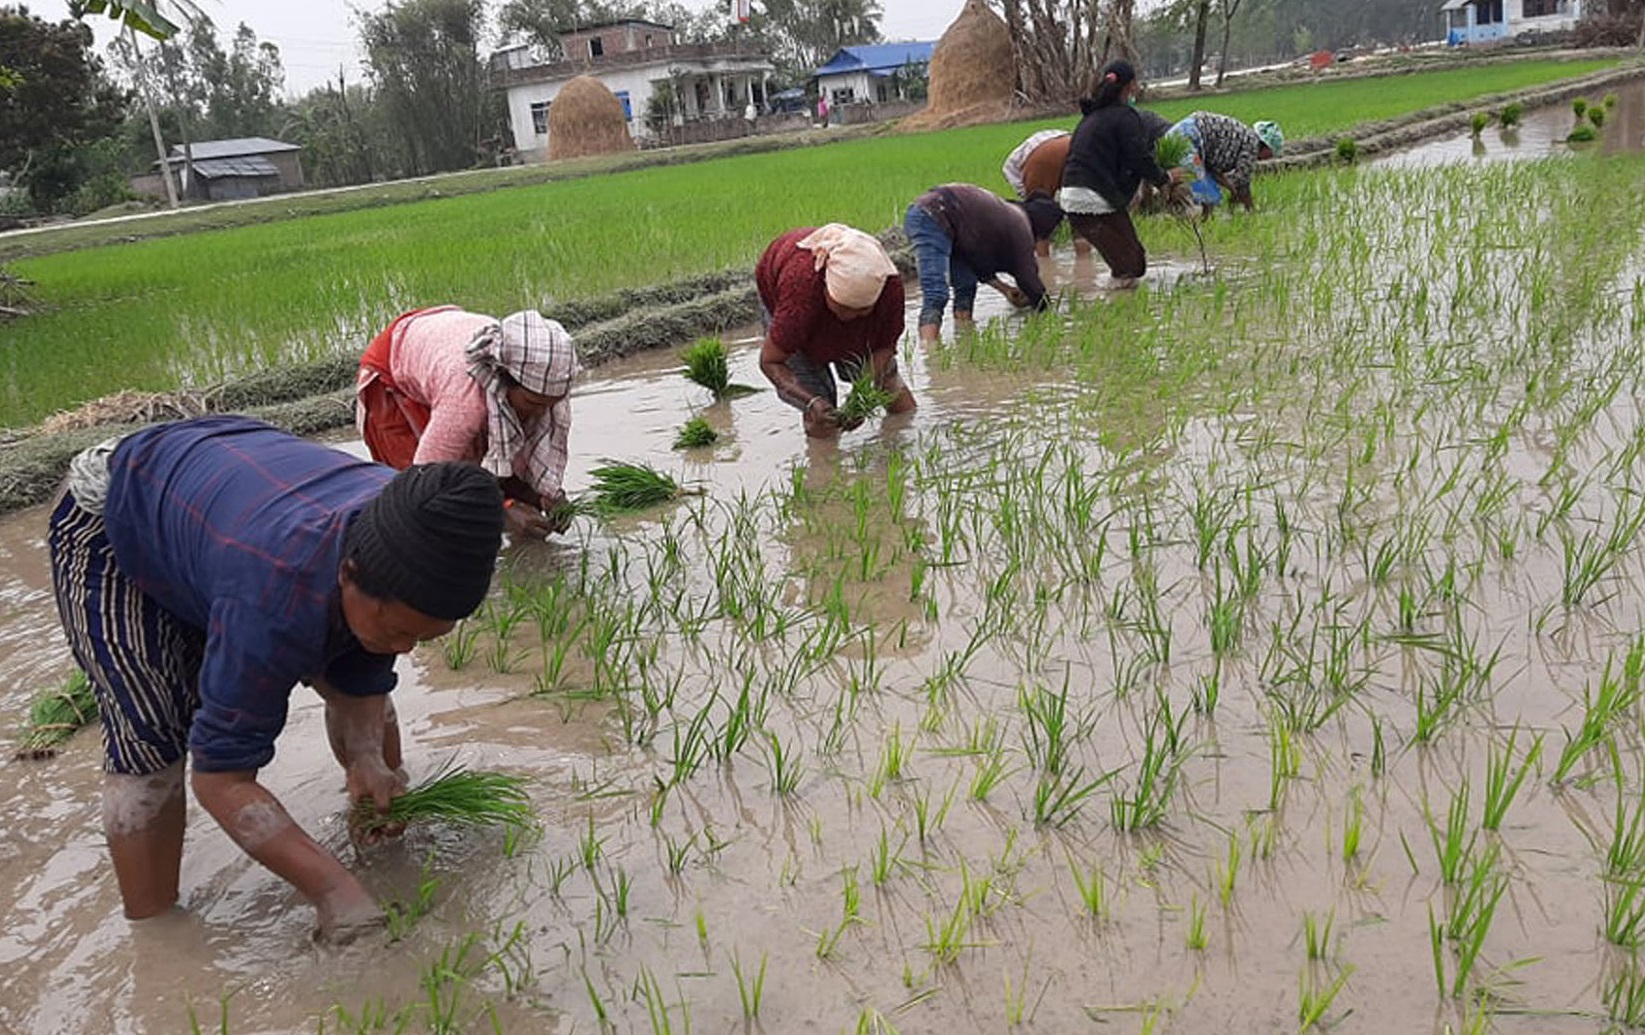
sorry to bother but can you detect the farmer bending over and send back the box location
[1163,113,1283,211]
[756,224,914,438]
[1003,109,1169,255]
[904,183,1060,342]
[48,416,504,942]
[1059,60,1185,288]
[357,307,579,539]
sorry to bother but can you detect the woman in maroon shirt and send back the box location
[755,224,914,438]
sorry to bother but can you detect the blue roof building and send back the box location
[814,42,936,106]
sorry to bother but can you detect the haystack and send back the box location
[902,0,1018,131]
[548,76,636,161]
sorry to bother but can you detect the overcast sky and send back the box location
[86,0,968,97]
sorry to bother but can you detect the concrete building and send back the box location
[1442,0,1583,44]
[813,42,935,108]
[133,137,304,202]
[494,20,776,160]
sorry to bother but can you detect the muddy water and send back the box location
[1,200,1639,1035]
[1375,76,1645,168]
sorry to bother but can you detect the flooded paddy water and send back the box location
[5,154,1645,1034]
[1377,77,1645,168]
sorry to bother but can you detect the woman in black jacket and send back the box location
[1059,60,1182,287]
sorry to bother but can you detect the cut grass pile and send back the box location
[0,59,1620,427]
[357,764,533,834]
[14,670,96,759]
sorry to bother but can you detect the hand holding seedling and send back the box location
[503,501,555,540]
[346,756,409,846]
[805,396,849,436]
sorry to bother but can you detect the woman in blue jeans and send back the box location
[903,183,1061,342]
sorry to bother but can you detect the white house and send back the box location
[813,42,935,108]
[494,20,776,160]
[1443,0,1582,45]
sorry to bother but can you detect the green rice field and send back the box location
[0,57,1620,428]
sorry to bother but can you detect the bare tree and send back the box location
[997,0,1102,104]
[1213,0,1247,85]
[1187,0,1210,89]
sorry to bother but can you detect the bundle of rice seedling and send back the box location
[901,0,1018,131]
[356,763,533,833]
[1154,133,1192,171]
[548,76,637,161]
[15,670,98,760]
[585,460,697,513]
[673,415,719,449]
[837,368,897,426]
[680,337,759,399]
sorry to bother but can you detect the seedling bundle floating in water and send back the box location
[15,670,97,760]
[673,415,719,449]
[680,337,759,399]
[583,460,699,514]
[837,367,897,426]
[357,764,534,834]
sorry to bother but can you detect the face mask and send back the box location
[1128,96,1136,106]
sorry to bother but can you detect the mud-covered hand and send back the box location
[541,491,575,534]
[803,396,845,437]
[315,882,386,945]
[346,756,407,846]
[999,283,1030,308]
[503,502,554,540]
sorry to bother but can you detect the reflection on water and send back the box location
[1375,76,1645,168]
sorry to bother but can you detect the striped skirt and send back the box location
[47,493,204,775]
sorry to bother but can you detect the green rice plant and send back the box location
[1607,876,1645,948]
[1590,106,1607,129]
[15,669,97,759]
[1605,960,1645,1028]
[764,732,803,796]
[1555,648,1642,783]
[923,892,975,967]
[1334,137,1358,163]
[1573,96,1589,117]
[635,966,687,1035]
[1297,964,1354,1030]
[1445,843,1508,997]
[1499,100,1524,126]
[1034,767,1112,828]
[384,857,440,942]
[869,824,907,885]
[440,620,480,671]
[1610,775,1645,880]
[1215,829,1242,906]
[970,745,1013,801]
[837,365,897,426]
[357,764,533,835]
[582,460,695,515]
[1342,787,1364,861]
[1269,711,1302,810]
[729,950,768,1020]
[679,337,758,398]
[579,812,606,870]
[1155,132,1192,170]
[1606,92,1619,108]
[1428,779,1475,885]
[1568,123,1599,143]
[1070,858,1108,918]
[1111,706,1182,833]
[1481,725,1542,830]
[1020,679,1078,776]
[1469,112,1489,137]
[1185,894,1207,950]
[1304,911,1334,962]
[671,414,718,449]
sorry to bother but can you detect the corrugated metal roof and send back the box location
[167,137,300,160]
[814,42,936,78]
[190,156,281,179]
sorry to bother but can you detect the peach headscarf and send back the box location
[796,224,897,309]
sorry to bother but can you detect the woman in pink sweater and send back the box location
[356,306,579,539]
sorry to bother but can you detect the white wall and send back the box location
[507,66,662,160]
[817,71,876,105]
[1509,0,1582,30]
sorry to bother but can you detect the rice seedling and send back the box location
[1215,829,1242,906]
[579,460,697,516]
[837,365,897,426]
[1155,132,1192,170]
[14,669,97,759]
[671,415,718,449]
[1589,105,1607,129]
[1429,780,1475,886]
[764,732,803,796]
[1335,137,1358,163]
[1070,858,1109,918]
[635,966,688,1035]
[679,337,759,399]
[1469,112,1489,137]
[1444,844,1509,996]
[1481,725,1542,830]
[1304,911,1335,962]
[1573,96,1589,117]
[1569,123,1599,144]
[729,950,768,1020]
[1605,960,1645,1028]
[385,858,440,942]
[1298,964,1354,1030]
[1607,877,1645,949]
[1555,647,1643,783]
[1342,788,1364,862]
[912,780,956,843]
[1186,894,1208,950]
[1499,101,1524,126]
[440,621,480,671]
[1034,767,1112,828]
[356,764,533,835]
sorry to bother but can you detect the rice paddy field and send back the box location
[0,57,1624,428]
[4,123,1645,1031]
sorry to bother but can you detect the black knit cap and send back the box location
[343,462,504,621]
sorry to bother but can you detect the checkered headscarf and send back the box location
[465,311,580,487]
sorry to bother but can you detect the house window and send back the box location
[530,101,551,135]
[644,33,653,46]
[589,36,604,57]
[1522,0,1557,16]
[614,90,632,120]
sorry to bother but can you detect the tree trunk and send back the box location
[1215,10,1234,85]
[126,27,179,209]
[1188,0,1210,90]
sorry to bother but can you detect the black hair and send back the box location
[1081,59,1137,114]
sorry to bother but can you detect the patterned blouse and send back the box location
[1191,111,1263,195]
